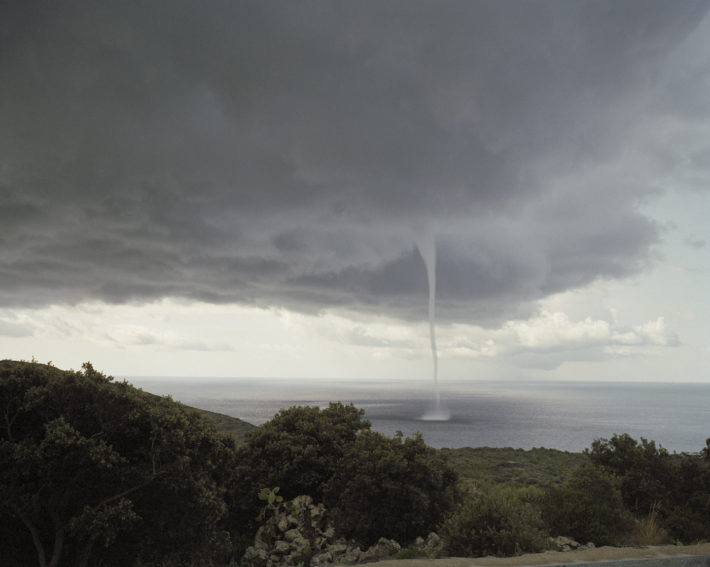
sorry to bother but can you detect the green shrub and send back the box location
[236,403,370,502]
[0,360,238,567]
[587,434,710,544]
[232,407,458,551]
[230,402,370,544]
[326,431,459,548]
[664,500,710,544]
[588,434,674,516]
[441,485,549,557]
[542,463,632,545]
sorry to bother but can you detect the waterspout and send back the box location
[415,229,450,421]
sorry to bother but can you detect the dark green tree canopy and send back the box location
[326,430,459,547]
[542,463,632,546]
[0,360,237,567]
[587,433,710,542]
[233,403,458,549]
[235,402,370,503]
[588,433,674,514]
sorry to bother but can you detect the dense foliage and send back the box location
[588,433,710,543]
[234,403,369,503]
[441,485,548,557]
[229,402,369,545]
[542,463,632,545]
[589,434,674,515]
[233,403,459,549]
[0,360,238,567]
[443,434,710,550]
[326,430,459,547]
[4,359,710,565]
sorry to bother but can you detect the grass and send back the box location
[631,502,671,546]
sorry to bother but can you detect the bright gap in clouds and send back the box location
[0,281,696,382]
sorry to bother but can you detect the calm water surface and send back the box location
[125,378,710,453]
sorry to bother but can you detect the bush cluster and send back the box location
[1,361,459,566]
[3,360,710,566]
[542,463,632,545]
[588,433,710,543]
[231,403,459,549]
[441,485,548,557]
[325,429,458,547]
[0,360,237,567]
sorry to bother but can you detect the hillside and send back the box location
[440,446,588,488]
[141,389,257,445]
[189,405,257,444]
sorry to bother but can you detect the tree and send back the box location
[326,430,459,547]
[0,360,238,567]
[232,404,458,550]
[659,451,710,542]
[236,403,370,500]
[587,434,710,544]
[588,433,674,515]
[542,463,632,546]
[231,402,370,543]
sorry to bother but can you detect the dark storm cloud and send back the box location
[1,1,709,323]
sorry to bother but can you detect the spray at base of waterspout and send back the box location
[419,408,452,421]
[419,388,451,421]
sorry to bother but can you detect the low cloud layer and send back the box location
[0,301,679,378]
[2,1,709,324]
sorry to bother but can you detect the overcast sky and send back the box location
[2,1,710,382]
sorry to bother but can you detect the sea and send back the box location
[124,377,710,454]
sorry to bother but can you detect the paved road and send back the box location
[357,543,710,567]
